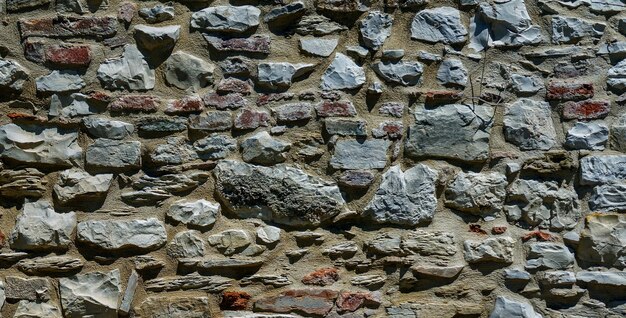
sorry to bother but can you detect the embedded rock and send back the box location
[526,242,575,270]
[135,296,211,317]
[411,7,467,44]
[589,182,626,211]
[14,300,62,318]
[168,199,220,228]
[296,15,347,35]
[193,134,237,160]
[576,213,626,268]
[436,59,468,87]
[191,6,261,34]
[241,131,291,165]
[164,51,214,91]
[330,139,391,170]
[299,38,338,57]
[139,4,175,23]
[0,59,28,92]
[503,98,557,150]
[372,61,423,86]
[53,169,113,205]
[254,289,338,317]
[167,230,205,258]
[133,24,180,54]
[444,171,508,217]
[85,139,141,172]
[564,122,608,150]
[35,70,85,93]
[17,256,84,275]
[551,16,605,44]
[359,11,393,50]
[264,1,306,28]
[464,236,515,263]
[257,62,315,90]
[82,116,134,140]
[5,276,52,301]
[77,218,167,252]
[59,270,121,318]
[208,229,251,255]
[97,44,155,91]
[10,201,76,251]
[579,155,626,185]
[320,53,365,90]
[0,168,46,199]
[489,296,542,318]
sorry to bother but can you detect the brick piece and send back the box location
[45,44,92,67]
[315,100,357,117]
[234,108,271,130]
[562,100,610,120]
[165,96,204,114]
[546,81,594,101]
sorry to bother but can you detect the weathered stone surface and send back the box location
[167,230,205,258]
[191,6,260,33]
[97,44,155,91]
[86,139,141,172]
[241,131,291,165]
[321,53,365,90]
[0,59,28,92]
[315,100,357,117]
[300,38,338,57]
[214,160,345,227]
[359,11,393,50]
[564,122,608,150]
[189,111,233,132]
[17,256,84,275]
[139,4,175,23]
[607,59,626,93]
[504,98,557,150]
[234,108,271,130]
[562,100,609,121]
[325,118,367,136]
[526,242,575,270]
[35,70,85,93]
[464,236,515,263]
[372,61,423,86]
[489,296,542,318]
[77,218,167,252]
[411,7,467,44]
[405,104,493,162]
[510,74,543,95]
[436,59,467,87]
[45,44,92,68]
[10,201,76,251]
[445,171,507,217]
[14,300,62,318]
[5,276,52,301]
[273,102,313,122]
[576,213,625,268]
[48,93,93,118]
[264,1,306,27]
[0,168,46,199]
[204,35,271,54]
[109,95,159,112]
[165,95,204,114]
[164,51,214,91]
[59,270,121,318]
[134,24,179,54]
[580,155,626,185]
[208,229,251,255]
[546,81,594,101]
[254,289,338,317]
[330,139,391,170]
[590,182,626,211]
[551,16,605,44]
[82,116,134,140]
[135,296,211,317]
[54,169,113,205]
[364,164,437,226]
[19,16,118,39]
[121,171,209,205]
[296,15,347,35]
[144,274,231,292]
[168,199,220,228]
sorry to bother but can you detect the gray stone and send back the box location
[241,131,291,165]
[325,118,367,136]
[35,71,85,93]
[0,58,28,92]
[359,11,393,50]
[59,270,121,318]
[366,233,402,256]
[464,236,515,263]
[17,256,84,275]
[134,24,180,54]
[503,98,557,150]
[0,280,4,311]
[489,296,542,318]
[189,111,233,132]
[551,16,605,44]
[135,296,211,317]
[564,122,608,150]
[191,6,260,34]
[264,1,306,27]
[0,123,82,168]
[372,61,423,86]
[330,139,391,170]
[402,230,457,256]
[505,268,531,281]
[5,276,52,301]
[505,179,581,230]
[351,275,386,288]
[576,213,625,268]
[77,218,167,252]
[208,229,251,255]
[382,49,404,60]
[14,300,62,318]
[257,225,281,245]
[510,74,543,95]
[320,53,366,90]
[436,59,467,87]
[49,93,94,118]
[607,58,626,92]
[168,199,220,228]
[576,270,626,288]
[296,15,347,36]
[167,230,205,258]
[85,139,141,172]
[53,169,113,205]
[346,45,370,59]
[580,155,626,185]
[272,102,314,122]
[97,44,155,91]
[364,164,438,226]
[164,51,215,91]
[411,7,467,44]
[82,116,134,140]
[410,265,464,278]
[322,241,358,258]
[536,270,576,287]
[525,242,575,270]
[257,62,315,90]
[590,182,626,211]
[338,170,375,189]
[0,168,46,199]
[10,201,76,251]
[299,38,338,57]
[139,4,175,23]
[213,160,345,227]
[148,137,197,166]
[121,171,209,205]
[119,270,139,316]
[405,104,494,162]
[444,171,507,217]
[144,274,231,292]
[193,134,237,160]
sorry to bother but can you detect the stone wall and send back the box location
[0,0,624,317]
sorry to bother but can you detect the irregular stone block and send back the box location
[19,15,118,39]
[168,199,220,228]
[77,218,167,252]
[411,7,467,44]
[330,139,391,170]
[10,201,76,251]
[191,6,260,33]
[464,236,515,263]
[503,98,557,150]
[53,168,113,205]
[59,270,121,318]
[85,139,141,172]
[444,171,507,217]
[577,213,625,268]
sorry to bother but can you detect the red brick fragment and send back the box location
[234,108,271,130]
[561,100,610,120]
[19,15,118,39]
[109,95,159,112]
[491,226,507,234]
[336,291,380,313]
[165,96,204,114]
[45,44,92,67]
[546,81,594,101]
[522,230,556,242]
[301,268,339,286]
[220,291,251,310]
[315,100,357,117]
[469,224,487,235]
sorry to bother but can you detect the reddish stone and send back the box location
[45,44,92,67]
[546,81,594,101]
[254,289,338,317]
[203,93,246,110]
[234,108,271,130]
[216,78,253,96]
[469,224,487,235]
[379,102,404,118]
[109,95,159,112]
[189,111,233,132]
[165,96,204,114]
[86,91,112,103]
[424,90,464,105]
[301,268,339,286]
[19,15,118,39]
[220,291,251,310]
[0,230,5,247]
[336,291,380,313]
[7,112,46,123]
[314,100,357,117]
[117,2,137,26]
[204,35,271,54]
[522,230,556,242]
[562,100,610,120]
[272,102,313,122]
[23,38,46,63]
[491,226,507,234]
[372,121,403,140]
[257,92,295,106]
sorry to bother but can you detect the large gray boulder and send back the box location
[503,98,557,150]
[405,104,493,162]
[77,218,167,252]
[59,270,121,318]
[191,5,260,33]
[213,160,345,228]
[411,7,467,44]
[364,164,438,226]
[10,201,76,251]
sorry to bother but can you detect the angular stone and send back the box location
[85,139,141,172]
[379,102,404,117]
[53,169,113,205]
[337,170,375,189]
[402,230,457,256]
[546,81,593,101]
[148,137,197,167]
[220,56,255,77]
[59,270,121,318]
[372,61,423,86]
[258,62,315,90]
[165,95,204,114]
[208,229,251,255]
[364,164,437,226]
[0,124,81,168]
[44,44,91,68]
[254,289,338,317]
[10,201,76,251]
[436,59,467,87]
[82,116,134,140]
[218,78,254,95]
[137,116,186,133]
[204,35,271,54]
[0,59,29,92]
[139,4,175,23]
[445,171,507,217]
[136,296,211,317]
[167,230,205,258]
[5,276,52,301]
[241,274,292,288]
[191,6,261,33]
[241,131,291,165]
[526,242,574,270]
[203,93,246,110]
[504,98,557,150]
[168,199,220,228]
[164,51,214,91]
[510,74,543,95]
[264,1,306,28]
[564,122,608,150]
[214,160,345,227]
[193,134,237,160]
[302,268,339,286]
[296,15,348,36]
[590,182,626,211]
[178,258,263,272]
[330,139,391,170]
[321,53,365,90]
[144,274,231,292]
[189,111,232,132]
[121,171,209,205]
[607,59,626,92]
[35,70,85,93]
[359,11,393,50]
[577,213,625,268]
[551,16,605,44]
[315,100,357,117]
[48,93,94,118]
[405,104,493,162]
[77,218,167,252]
[579,155,626,185]
[411,7,467,44]
[272,102,313,122]
[17,256,84,275]
[300,38,338,57]
[234,108,271,130]
[6,0,50,11]
[489,296,542,318]
[109,95,159,112]
[325,118,367,136]
[14,300,62,318]
[576,270,626,288]
[351,275,385,288]
[0,168,46,199]
[410,265,464,278]
[97,44,155,91]
[464,236,515,263]
[134,24,179,54]
[19,16,118,39]
[562,100,609,120]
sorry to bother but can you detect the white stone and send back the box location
[565,121,608,150]
[299,38,338,57]
[77,218,167,252]
[256,225,281,244]
[503,98,557,150]
[97,44,155,91]
[320,53,366,90]
[35,70,85,93]
[464,236,515,263]
[168,199,220,228]
[191,5,260,33]
[411,7,467,44]
[59,270,121,318]
[10,201,76,251]
[445,171,508,217]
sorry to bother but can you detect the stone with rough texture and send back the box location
[191,6,260,34]
[257,62,315,90]
[133,24,180,54]
[436,59,467,87]
[59,270,121,318]
[167,230,205,258]
[489,296,542,318]
[580,155,626,185]
[504,98,557,150]
[168,199,220,228]
[97,44,155,91]
[526,242,575,270]
[464,236,515,263]
[35,70,85,93]
[445,171,507,217]
[14,300,62,318]
[551,16,605,44]
[54,169,113,205]
[330,139,391,170]
[590,182,626,211]
[564,122,608,150]
[17,256,84,275]
[254,289,338,317]
[10,201,76,251]
[19,16,118,39]
[208,229,251,255]
[576,213,625,268]
[164,51,214,91]
[139,4,174,23]
[411,7,467,44]
[0,59,28,92]
[359,11,393,50]
[77,218,167,252]
[5,276,52,301]
[299,38,338,57]
[321,53,366,90]
[241,131,291,165]
[136,296,211,317]
[82,116,134,140]
[372,61,423,86]
[86,139,141,172]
